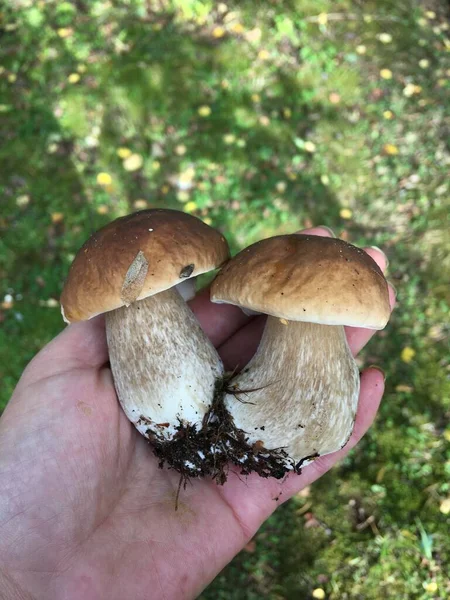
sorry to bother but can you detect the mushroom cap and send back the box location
[61,209,230,323]
[211,234,390,329]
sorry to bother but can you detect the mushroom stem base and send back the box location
[147,375,295,482]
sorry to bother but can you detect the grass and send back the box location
[1,1,449,597]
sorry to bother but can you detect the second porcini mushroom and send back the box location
[61,209,229,474]
[211,234,390,476]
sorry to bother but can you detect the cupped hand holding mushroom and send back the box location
[211,234,390,474]
[60,209,229,459]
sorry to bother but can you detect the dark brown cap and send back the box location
[61,209,229,323]
[211,234,390,329]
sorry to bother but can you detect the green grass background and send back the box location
[1,1,449,598]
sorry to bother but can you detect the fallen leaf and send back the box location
[401,347,416,363]
[340,208,353,219]
[97,172,112,186]
[123,153,143,172]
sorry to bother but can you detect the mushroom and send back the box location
[210,234,390,474]
[61,209,229,450]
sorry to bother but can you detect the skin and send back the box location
[0,228,395,600]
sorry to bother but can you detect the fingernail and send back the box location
[369,246,389,269]
[387,280,397,298]
[318,226,335,237]
[368,365,386,382]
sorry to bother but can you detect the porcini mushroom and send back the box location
[61,210,229,455]
[211,234,390,475]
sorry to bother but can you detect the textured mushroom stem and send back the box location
[225,317,360,466]
[105,287,223,441]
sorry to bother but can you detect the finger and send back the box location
[20,316,108,385]
[219,315,266,371]
[345,282,396,356]
[189,286,252,347]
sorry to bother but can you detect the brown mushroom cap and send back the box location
[61,209,229,323]
[211,234,390,329]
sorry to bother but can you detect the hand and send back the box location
[0,227,395,600]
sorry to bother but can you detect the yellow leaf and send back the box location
[423,581,438,593]
[96,172,112,186]
[179,167,195,184]
[304,141,316,153]
[67,73,80,84]
[329,92,341,104]
[258,49,270,60]
[441,499,450,514]
[395,384,414,393]
[57,27,73,38]
[16,194,30,207]
[177,191,190,203]
[419,59,429,69]
[317,13,328,26]
[383,110,394,120]
[231,23,244,34]
[340,208,353,219]
[198,105,211,117]
[320,174,330,185]
[51,212,64,224]
[184,201,198,213]
[383,143,399,156]
[123,153,143,172]
[356,45,366,55]
[443,429,450,442]
[377,33,393,44]
[279,318,288,325]
[202,217,212,225]
[7,73,17,83]
[96,204,109,215]
[223,133,236,145]
[161,184,170,194]
[403,83,422,97]
[133,199,147,209]
[117,147,132,159]
[312,589,326,600]
[401,347,415,363]
[251,93,261,102]
[283,107,292,118]
[380,69,393,80]
[212,26,225,38]
[175,144,187,156]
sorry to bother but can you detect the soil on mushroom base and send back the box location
[146,376,317,485]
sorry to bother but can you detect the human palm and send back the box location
[0,229,394,600]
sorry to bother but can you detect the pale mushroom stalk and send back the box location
[106,286,223,441]
[225,318,359,468]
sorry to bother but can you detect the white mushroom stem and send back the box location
[105,286,223,441]
[224,317,360,467]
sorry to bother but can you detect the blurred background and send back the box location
[1,0,449,598]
